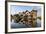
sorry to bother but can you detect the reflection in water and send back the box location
[37,19,41,27]
[11,19,41,28]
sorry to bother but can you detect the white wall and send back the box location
[7,0,45,2]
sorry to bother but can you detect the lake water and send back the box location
[11,19,41,28]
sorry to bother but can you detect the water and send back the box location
[37,19,41,27]
[11,19,41,28]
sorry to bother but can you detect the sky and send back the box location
[10,5,41,16]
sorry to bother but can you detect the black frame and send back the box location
[5,1,45,33]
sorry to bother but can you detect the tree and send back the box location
[11,14,13,22]
[37,16,41,20]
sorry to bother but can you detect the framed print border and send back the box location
[5,1,45,33]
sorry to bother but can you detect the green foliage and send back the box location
[37,16,41,20]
